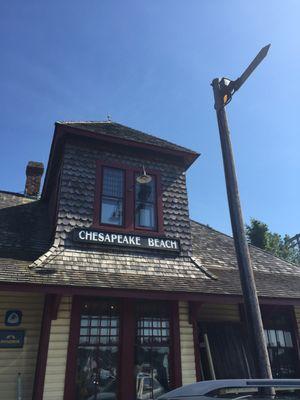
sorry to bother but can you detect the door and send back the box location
[198,322,254,379]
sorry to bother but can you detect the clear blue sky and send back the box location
[0,1,299,237]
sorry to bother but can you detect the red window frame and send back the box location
[63,297,182,400]
[93,161,164,235]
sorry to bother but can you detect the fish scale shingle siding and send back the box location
[55,141,193,256]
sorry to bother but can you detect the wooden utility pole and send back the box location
[211,45,273,379]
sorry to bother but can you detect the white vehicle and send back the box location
[158,379,300,400]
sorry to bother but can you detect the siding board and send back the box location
[43,296,72,400]
[0,291,44,400]
[198,303,240,322]
[179,301,196,384]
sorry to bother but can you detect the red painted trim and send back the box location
[2,281,300,305]
[63,297,184,399]
[33,294,57,400]
[119,298,135,400]
[189,302,202,381]
[291,306,300,375]
[63,296,81,399]
[50,294,62,320]
[170,301,182,388]
[93,160,164,235]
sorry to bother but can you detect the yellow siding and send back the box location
[179,301,196,385]
[43,296,72,400]
[199,303,240,322]
[0,291,44,400]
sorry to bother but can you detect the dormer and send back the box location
[42,121,199,256]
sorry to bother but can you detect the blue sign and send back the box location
[5,310,22,326]
[0,330,25,348]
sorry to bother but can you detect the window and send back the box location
[262,307,298,378]
[135,174,157,230]
[66,299,181,400]
[94,162,163,234]
[100,167,124,226]
[135,303,171,400]
[75,300,120,400]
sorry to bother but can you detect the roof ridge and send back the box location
[57,120,108,124]
[190,218,300,269]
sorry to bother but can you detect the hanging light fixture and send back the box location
[136,165,152,184]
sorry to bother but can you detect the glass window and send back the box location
[135,303,171,400]
[135,175,157,230]
[264,327,297,378]
[100,167,124,226]
[75,301,120,400]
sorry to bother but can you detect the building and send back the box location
[0,121,300,400]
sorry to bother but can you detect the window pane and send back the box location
[100,167,124,226]
[276,330,285,347]
[101,197,123,225]
[135,175,157,230]
[268,330,277,347]
[76,301,120,400]
[284,331,293,348]
[135,303,171,400]
[103,167,124,197]
[136,179,155,202]
[76,346,118,400]
[135,346,170,399]
[135,203,155,229]
[264,330,269,346]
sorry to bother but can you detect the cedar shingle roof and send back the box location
[0,200,299,299]
[58,121,198,156]
[190,220,300,275]
[190,220,300,299]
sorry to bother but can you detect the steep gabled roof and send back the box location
[41,121,200,199]
[42,121,200,200]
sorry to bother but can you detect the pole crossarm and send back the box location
[215,44,271,108]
